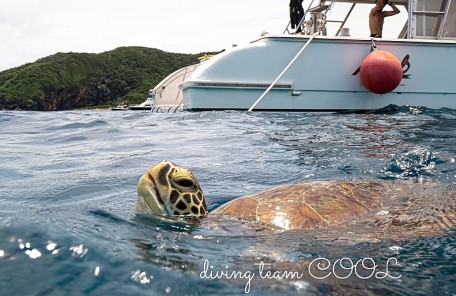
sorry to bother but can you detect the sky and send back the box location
[0,0,407,71]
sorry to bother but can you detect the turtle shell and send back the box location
[212,181,389,230]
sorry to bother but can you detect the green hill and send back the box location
[0,47,201,110]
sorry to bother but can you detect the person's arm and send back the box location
[384,2,400,17]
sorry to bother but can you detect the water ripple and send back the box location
[1,109,456,295]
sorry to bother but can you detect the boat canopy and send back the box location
[287,0,455,39]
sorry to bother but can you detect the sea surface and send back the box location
[0,108,455,296]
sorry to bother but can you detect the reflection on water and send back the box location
[1,108,456,295]
[384,147,440,179]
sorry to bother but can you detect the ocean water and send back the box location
[0,108,455,296]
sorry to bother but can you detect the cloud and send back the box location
[0,0,288,70]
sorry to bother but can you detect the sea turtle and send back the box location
[136,160,456,238]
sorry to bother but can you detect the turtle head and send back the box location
[136,160,208,218]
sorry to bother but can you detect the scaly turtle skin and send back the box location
[136,160,456,234]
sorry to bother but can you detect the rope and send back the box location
[248,32,319,112]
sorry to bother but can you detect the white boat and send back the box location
[111,101,130,111]
[129,97,154,110]
[112,63,200,112]
[110,98,153,111]
[150,64,200,112]
[155,0,456,112]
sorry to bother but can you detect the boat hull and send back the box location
[180,36,456,111]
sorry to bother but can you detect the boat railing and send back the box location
[151,105,183,113]
[284,0,345,36]
[332,3,355,36]
[283,0,456,40]
[283,0,318,34]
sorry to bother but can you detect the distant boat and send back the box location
[129,97,153,110]
[152,0,456,112]
[111,98,154,111]
[111,101,130,111]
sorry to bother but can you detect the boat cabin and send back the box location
[287,0,456,40]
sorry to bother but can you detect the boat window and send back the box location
[413,0,455,39]
[441,0,456,38]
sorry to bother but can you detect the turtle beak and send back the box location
[136,169,171,216]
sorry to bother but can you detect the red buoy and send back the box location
[360,50,403,94]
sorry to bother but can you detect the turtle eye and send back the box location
[175,178,194,188]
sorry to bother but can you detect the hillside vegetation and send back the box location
[0,47,201,110]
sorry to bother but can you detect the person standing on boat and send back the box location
[369,0,400,38]
[290,0,305,33]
